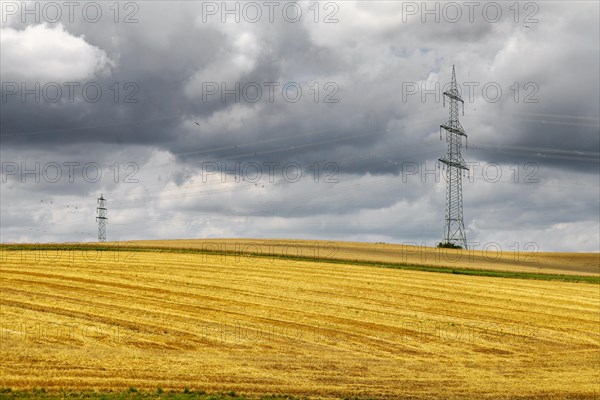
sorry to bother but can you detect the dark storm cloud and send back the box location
[2,1,597,172]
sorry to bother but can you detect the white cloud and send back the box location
[0,23,114,82]
[184,27,262,99]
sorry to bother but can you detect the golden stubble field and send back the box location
[124,239,600,276]
[0,240,599,399]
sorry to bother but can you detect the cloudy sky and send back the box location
[1,1,598,252]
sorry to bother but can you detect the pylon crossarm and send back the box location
[443,91,464,103]
[440,124,466,136]
[439,159,468,170]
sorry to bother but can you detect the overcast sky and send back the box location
[1,0,598,252]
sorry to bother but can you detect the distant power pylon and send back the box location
[96,194,107,242]
[439,66,469,249]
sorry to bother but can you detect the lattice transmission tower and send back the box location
[439,66,469,249]
[96,194,107,242]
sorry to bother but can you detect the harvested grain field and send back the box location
[0,240,599,399]
[123,239,600,276]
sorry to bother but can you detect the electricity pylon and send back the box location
[439,66,468,249]
[96,194,107,242]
